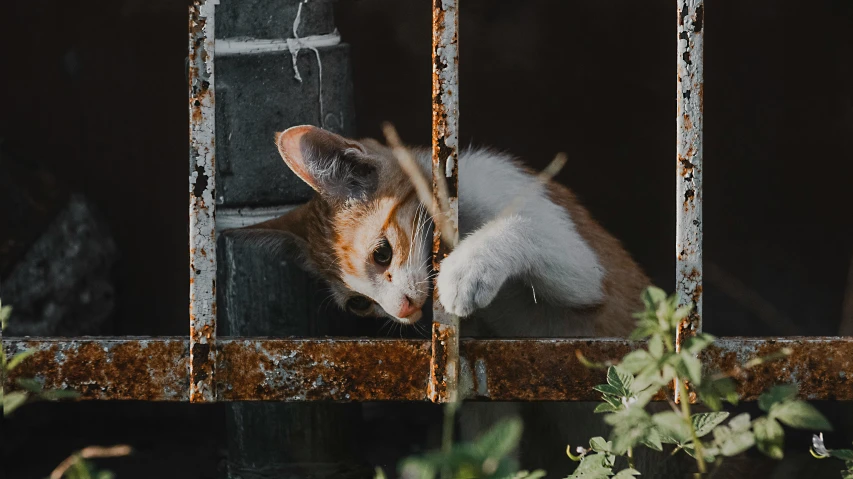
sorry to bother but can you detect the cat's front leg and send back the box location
[435,217,518,317]
[436,213,605,317]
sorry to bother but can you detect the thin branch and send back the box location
[50,445,132,479]
[382,122,458,248]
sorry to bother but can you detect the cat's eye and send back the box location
[372,238,393,266]
[345,295,373,314]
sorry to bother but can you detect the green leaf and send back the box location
[513,470,547,479]
[629,320,658,341]
[7,349,35,371]
[683,443,717,464]
[0,303,11,330]
[608,408,654,455]
[619,350,654,374]
[593,384,623,398]
[95,471,115,479]
[692,412,730,438]
[698,377,739,411]
[676,354,703,385]
[601,394,622,408]
[607,366,634,395]
[718,431,755,457]
[642,286,667,309]
[672,305,692,324]
[712,415,755,457]
[474,416,523,459]
[374,466,387,479]
[753,417,784,460]
[648,335,664,359]
[683,333,716,355]
[612,469,641,479]
[15,377,44,393]
[566,452,613,479]
[594,403,619,414]
[3,391,28,416]
[728,413,752,433]
[589,437,611,453]
[652,411,691,445]
[698,390,722,412]
[640,427,663,452]
[758,384,798,412]
[830,449,853,461]
[770,401,832,431]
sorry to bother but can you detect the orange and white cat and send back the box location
[248,125,648,340]
[242,125,652,475]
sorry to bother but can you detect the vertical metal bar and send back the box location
[676,0,704,341]
[188,0,217,403]
[429,0,460,404]
[675,0,704,402]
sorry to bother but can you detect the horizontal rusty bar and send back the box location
[3,337,851,402]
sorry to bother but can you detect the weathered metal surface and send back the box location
[4,338,189,401]
[189,0,218,403]
[429,0,460,404]
[217,339,431,401]
[4,337,850,401]
[461,339,637,401]
[675,0,704,349]
[703,338,853,401]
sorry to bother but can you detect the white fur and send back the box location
[415,148,605,335]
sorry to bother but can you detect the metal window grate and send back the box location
[3,0,852,405]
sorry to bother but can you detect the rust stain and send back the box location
[702,338,853,401]
[217,339,431,401]
[462,339,637,401]
[5,339,189,401]
[3,338,852,402]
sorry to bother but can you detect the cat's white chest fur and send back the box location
[426,148,605,337]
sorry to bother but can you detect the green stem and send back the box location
[627,447,635,469]
[440,400,459,479]
[678,379,706,473]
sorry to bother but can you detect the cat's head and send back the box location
[245,125,432,325]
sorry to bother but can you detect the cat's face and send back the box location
[270,126,432,324]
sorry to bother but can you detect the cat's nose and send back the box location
[397,296,419,318]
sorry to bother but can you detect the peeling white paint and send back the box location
[216,33,340,56]
[676,0,704,333]
[215,205,297,232]
[189,0,218,403]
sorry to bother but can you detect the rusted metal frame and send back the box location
[188,0,218,403]
[675,0,704,402]
[4,337,852,402]
[429,0,460,404]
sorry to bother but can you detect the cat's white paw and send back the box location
[436,247,507,317]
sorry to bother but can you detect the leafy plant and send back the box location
[570,286,833,476]
[2,300,127,478]
[811,433,853,479]
[1,300,80,416]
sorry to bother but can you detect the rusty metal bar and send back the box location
[188,0,218,403]
[429,0,460,404]
[4,337,851,402]
[674,1,704,405]
[675,0,704,341]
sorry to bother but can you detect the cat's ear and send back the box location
[276,125,379,201]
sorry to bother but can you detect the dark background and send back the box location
[1,0,852,477]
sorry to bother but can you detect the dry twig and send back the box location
[50,445,132,479]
